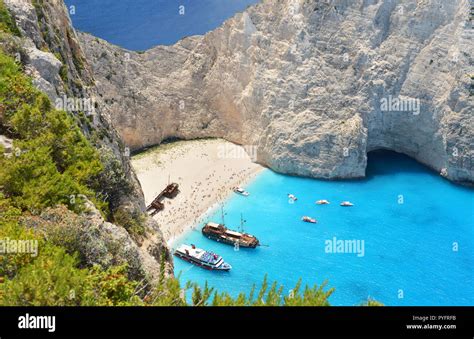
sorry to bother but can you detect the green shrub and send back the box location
[1,245,88,306]
[0,51,106,214]
[362,298,385,306]
[82,265,142,306]
[0,219,42,279]
[59,64,68,82]
[113,207,146,239]
[0,0,21,36]
[20,205,90,263]
[142,274,335,307]
[0,245,140,306]
[96,146,132,209]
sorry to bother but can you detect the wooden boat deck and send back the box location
[146,183,180,216]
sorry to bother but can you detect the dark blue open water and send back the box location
[65,0,259,50]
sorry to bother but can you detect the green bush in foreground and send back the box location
[0,222,336,306]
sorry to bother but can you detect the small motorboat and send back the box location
[316,200,330,205]
[340,201,354,207]
[288,194,298,201]
[301,216,317,223]
[234,187,249,196]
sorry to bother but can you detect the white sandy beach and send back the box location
[131,139,264,244]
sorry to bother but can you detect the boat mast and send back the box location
[240,213,245,233]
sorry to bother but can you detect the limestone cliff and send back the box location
[3,0,172,279]
[79,0,473,184]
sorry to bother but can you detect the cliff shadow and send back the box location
[365,149,432,180]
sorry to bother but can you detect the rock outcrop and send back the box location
[3,0,173,280]
[79,0,473,184]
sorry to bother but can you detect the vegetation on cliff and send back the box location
[0,0,20,36]
[0,52,105,214]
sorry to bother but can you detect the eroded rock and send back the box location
[79,0,473,184]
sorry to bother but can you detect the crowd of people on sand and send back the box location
[151,151,259,242]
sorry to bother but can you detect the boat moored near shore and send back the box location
[174,244,232,271]
[202,222,260,248]
[233,187,249,196]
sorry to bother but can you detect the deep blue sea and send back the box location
[173,151,474,306]
[65,0,259,50]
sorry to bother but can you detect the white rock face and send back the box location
[25,47,62,83]
[80,0,473,184]
[0,135,14,154]
[23,46,62,100]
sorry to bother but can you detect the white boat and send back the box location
[234,187,249,196]
[288,194,298,201]
[301,216,317,223]
[340,201,354,207]
[316,200,330,205]
[174,244,232,271]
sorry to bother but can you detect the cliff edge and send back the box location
[79,0,473,184]
[3,0,173,280]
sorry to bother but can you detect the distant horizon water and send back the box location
[173,150,474,306]
[65,0,260,50]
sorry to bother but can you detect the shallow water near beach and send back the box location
[173,151,474,306]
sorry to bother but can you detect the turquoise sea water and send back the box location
[173,151,474,306]
[65,0,259,50]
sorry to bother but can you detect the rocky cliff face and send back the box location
[3,0,172,279]
[79,0,473,184]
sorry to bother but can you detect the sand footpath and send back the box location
[131,139,264,244]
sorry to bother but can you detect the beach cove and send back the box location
[131,139,264,244]
[132,140,474,306]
